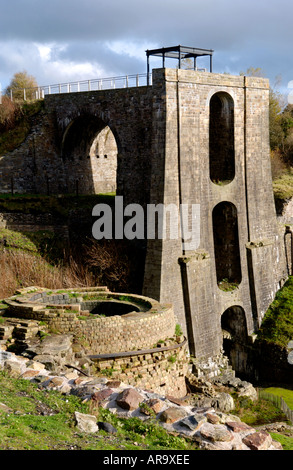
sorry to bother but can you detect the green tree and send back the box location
[5,71,38,102]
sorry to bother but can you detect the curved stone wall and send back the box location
[4,286,176,355]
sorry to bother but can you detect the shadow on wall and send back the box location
[61,114,118,195]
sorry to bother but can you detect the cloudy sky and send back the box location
[0,0,292,97]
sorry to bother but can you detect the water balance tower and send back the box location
[142,46,287,376]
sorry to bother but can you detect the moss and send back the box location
[257,276,293,347]
[0,100,44,156]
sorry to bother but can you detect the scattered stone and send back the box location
[25,360,45,371]
[91,388,114,404]
[106,380,121,388]
[33,355,56,371]
[98,422,118,434]
[0,343,285,451]
[116,388,144,411]
[159,407,189,424]
[238,383,258,401]
[206,412,220,425]
[74,412,99,433]
[198,422,233,443]
[179,413,207,431]
[242,431,273,450]
[4,360,25,377]
[140,398,164,415]
[21,370,40,378]
[0,402,13,413]
[226,421,254,433]
[166,395,187,406]
[74,377,92,386]
[214,393,235,412]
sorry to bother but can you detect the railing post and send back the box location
[126,76,129,88]
[88,80,91,91]
[23,89,26,101]
[48,85,51,95]
[136,74,139,87]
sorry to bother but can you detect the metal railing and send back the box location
[1,73,152,103]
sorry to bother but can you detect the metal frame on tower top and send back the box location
[146,45,214,85]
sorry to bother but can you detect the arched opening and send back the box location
[209,92,235,185]
[221,306,249,378]
[212,201,242,291]
[61,115,118,195]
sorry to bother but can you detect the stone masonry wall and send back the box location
[0,68,288,375]
[5,290,176,356]
[93,339,189,398]
[143,69,288,366]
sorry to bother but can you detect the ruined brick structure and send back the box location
[0,68,288,377]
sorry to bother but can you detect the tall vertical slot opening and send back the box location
[209,92,235,185]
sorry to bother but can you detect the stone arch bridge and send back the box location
[0,68,288,377]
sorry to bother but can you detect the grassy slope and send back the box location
[0,100,44,156]
[0,372,196,451]
[256,276,293,347]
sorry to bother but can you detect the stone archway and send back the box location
[61,114,118,195]
[221,306,249,376]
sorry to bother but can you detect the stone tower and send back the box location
[143,68,287,375]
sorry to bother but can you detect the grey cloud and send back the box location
[0,0,293,94]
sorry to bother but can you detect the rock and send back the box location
[242,431,273,450]
[166,395,188,406]
[106,380,121,388]
[140,399,164,415]
[33,355,57,371]
[270,440,284,450]
[91,388,114,404]
[74,412,99,433]
[63,370,79,380]
[214,393,235,412]
[29,334,73,356]
[116,388,144,411]
[159,407,189,424]
[198,439,234,451]
[25,360,45,371]
[0,402,13,413]
[199,422,233,443]
[179,413,207,431]
[226,421,254,433]
[74,377,92,386]
[98,422,117,434]
[238,383,258,401]
[206,412,220,424]
[4,359,25,377]
[21,370,40,378]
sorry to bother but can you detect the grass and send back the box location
[0,371,197,451]
[264,387,293,410]
[256,276,293,347]
[270,433,293,451]
[0,228,38,253]
[230,395,288,426]
[0,100,44,156]
[0,371,292,450]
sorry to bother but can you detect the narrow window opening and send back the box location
[212,201,242,291]
[209,92,235,185]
